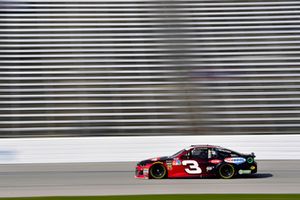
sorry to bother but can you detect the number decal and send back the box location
[182,160,202,174]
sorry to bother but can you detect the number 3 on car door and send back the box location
[182,160,202,174]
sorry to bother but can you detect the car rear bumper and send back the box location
[237,162,257,175]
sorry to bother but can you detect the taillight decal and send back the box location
[209,159,222,164]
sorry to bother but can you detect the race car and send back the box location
[135,145,257,179]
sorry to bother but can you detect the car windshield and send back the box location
[171,149,185,158]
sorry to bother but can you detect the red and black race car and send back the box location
[135,145,257,179]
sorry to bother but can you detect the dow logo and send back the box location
[224,157,246,165]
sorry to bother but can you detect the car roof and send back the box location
[190,144,221,148]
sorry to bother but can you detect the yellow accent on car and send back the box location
[219,164,235,179]
[149,163,166,179]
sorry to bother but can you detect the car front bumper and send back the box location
[135,165,150,179]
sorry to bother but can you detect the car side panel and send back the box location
[167,158,210,178]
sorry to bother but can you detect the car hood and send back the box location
[137,156,170,166]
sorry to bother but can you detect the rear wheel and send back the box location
[150,164,167,179]
[218,164,235,179]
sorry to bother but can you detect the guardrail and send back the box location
[0,135,299,164]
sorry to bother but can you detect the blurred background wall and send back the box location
[1,0,300,137]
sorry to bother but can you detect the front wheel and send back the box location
[218,164,235,179]
[149,164,167,179]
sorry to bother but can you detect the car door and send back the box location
[185,147,208,177]
[171,147,208,178]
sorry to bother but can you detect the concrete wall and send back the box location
[0,135,299,164]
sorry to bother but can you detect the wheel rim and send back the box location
[220,164,234,179]
[150,165,166,179]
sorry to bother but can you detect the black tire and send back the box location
[218,164,235,179]
[149,164,167,179]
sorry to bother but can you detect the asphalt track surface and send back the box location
[0,161,299,197]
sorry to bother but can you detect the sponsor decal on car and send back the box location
[209,159,222,164]
[247,157,254,163]
[151,157,159,161]
[143,168,149,175]
[250,165,256,170]
[172,159,181,166]
[224,157,246,165]
[238,169,251,175]
[206,166,214,171]
[166,160,173,170]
